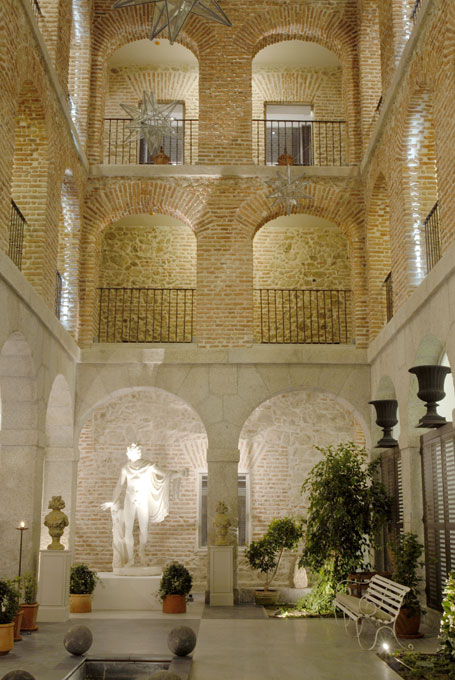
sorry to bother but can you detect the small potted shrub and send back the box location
[70,564,99,613]
[244,516,303,606]
[19,572,39,632]
[389,531,424,638]
[159,562,192,614]
[0,579,19,655]
[6,577,23,641]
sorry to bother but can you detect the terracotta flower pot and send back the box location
[13,609,23,641]
[69,594,92,613]
[162,594,186,614]
[395,607,422,638]
[0,622,14,655]
[253,589,278,606]
[20,603,39,631]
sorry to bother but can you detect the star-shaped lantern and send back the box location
[265,165,313,216]
[120,90,180,154]
[112,0,232,44]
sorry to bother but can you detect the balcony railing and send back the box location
[384,272,393,323]
[103,119,198,165]
[252,119,348,166]
[9,200,26,270]
[255,288,351,344]
[423,201,441,273]
[410,0,422,21]
[97,287,195,343]
[55,271,63,319]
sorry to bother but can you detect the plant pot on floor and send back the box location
[395,606,423,638]
[20,602,39,631]
[0,622,14,655]
[13,609,23,641]
[162,594,186,614]
[69,594,92,613]
[253,589,279,606]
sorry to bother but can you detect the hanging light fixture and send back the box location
[112,0,232,45]
[369,399,399,448]
[408,364,452,428]
[265,164,313,216]
[120,90,180,154]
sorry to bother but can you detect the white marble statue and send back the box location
[101,442,187,569]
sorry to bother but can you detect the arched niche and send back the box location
[75,387,207,586]
[439,352,455,425]
[253,213,351,344]
[0,332,39,575]
[238,388,367,588]
[41,374,75,551]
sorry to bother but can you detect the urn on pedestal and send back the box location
[369,399,399,448]
[408,365,451,428]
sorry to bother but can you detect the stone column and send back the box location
[207,449,239,602]
[400,445,424,541]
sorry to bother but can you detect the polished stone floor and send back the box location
[0,603,439,680]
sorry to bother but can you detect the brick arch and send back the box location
[234,4,361,162]
[79,179,212,345]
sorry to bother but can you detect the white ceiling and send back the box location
[111,213,186,228]
[110,38,198,68]
[253,40,340,69]
[263,214,339,230]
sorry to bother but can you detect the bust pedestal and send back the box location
[209,545,234,606]
[37,549,72,622]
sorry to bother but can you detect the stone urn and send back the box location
[408,364,451,428]
[214,501,231,546]
[277,149,294,166]
[152,146,171,164]
[369,399,399,448]
[44,495,69,550]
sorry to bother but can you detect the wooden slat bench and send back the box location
[333,574,410,650]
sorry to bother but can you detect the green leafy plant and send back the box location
[0,580,19,624]
[299,442,392,590]
[70,564,99,595]
[21,572,38,604]
[159,562,192,601]
[389,531,424,616]
[244,517,304,591]
[439,571,455,659]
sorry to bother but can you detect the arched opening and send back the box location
[97,213,197,343]
[41,374,75,551]
[439,352,455,424]
[252,40,346,166]
[253,214,351,344]
[366,173,392,339]
[104,38,199,164]
[68,0,92,145]
[238,389,366,589]
[57,171,80,335]
[0,333,39,575]
[75,388,207,588]
[402,89,440,287]
[10,81,49,287]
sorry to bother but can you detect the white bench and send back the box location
[333,574,410,650]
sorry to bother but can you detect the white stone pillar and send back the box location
[37,549,72,622]
[400,446,424,541]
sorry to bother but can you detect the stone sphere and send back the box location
[167,625,197,657]
[63,624,93,656]
[2,673,37,680]
[149,671,181,680]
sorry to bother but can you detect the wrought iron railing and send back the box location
[252,119,347,166]
[384,272,393,323]
[55,271,63,319]
[254,288,351,344]
[410,0,422,21]
[423,201,441,273]
[30,0,42,19]
[97,287,195,343]
[103,118,198,165]
[9,200,26,271]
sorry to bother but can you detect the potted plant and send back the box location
[299,442,392,612]
[389,531,424,638]
[244,516,303,605]
[19,572,39,631]
[159,562,192,613]
[69,563,99,613]
[0,579,19,655]
[6,577,23,641]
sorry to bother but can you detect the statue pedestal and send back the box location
[92,572,162,610]
[113,566,161,576]
[37,549,72,622]
[209,546,234,606]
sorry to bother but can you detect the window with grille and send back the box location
[199,473,249,548]
[422,424,455,610]
[380,449,403,570]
